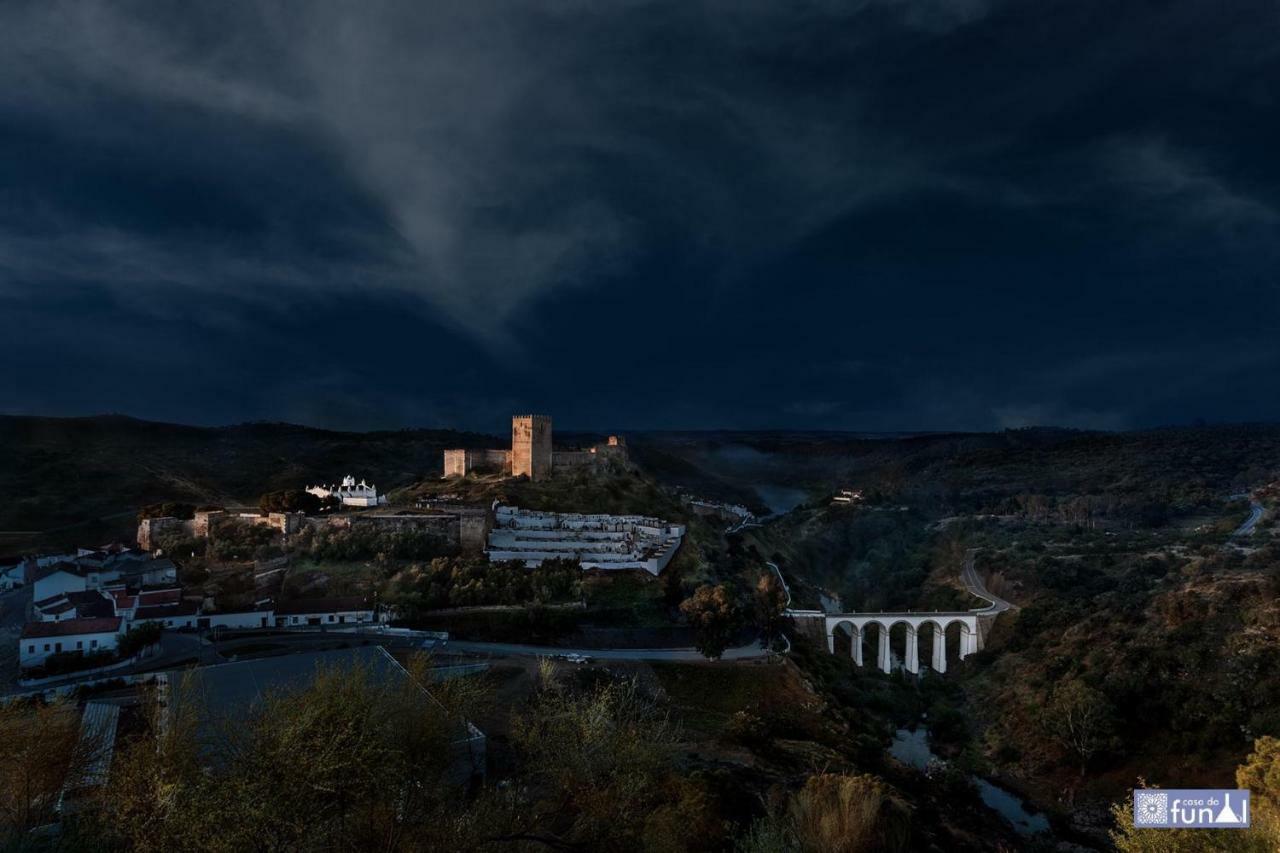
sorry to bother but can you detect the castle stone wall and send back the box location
[443,449,469,478]
[137,516,185,551]
[444,448,511,477]
[349,513,460,544]
[551,450,594,468]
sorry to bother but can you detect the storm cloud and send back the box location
[2,0,1278,431]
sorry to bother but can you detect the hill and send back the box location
[0,415,499,547]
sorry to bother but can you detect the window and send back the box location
[76,641,83,649]
[27,645,33,654]
[90,639,97,648]
[328,614,335,622]
[44,644,50,652]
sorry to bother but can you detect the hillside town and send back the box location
[4,416,682,686]
[0,414,708,838]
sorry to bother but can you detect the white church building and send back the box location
[306,475,388,508]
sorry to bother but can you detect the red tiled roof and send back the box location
[67,591,116,619]
[138,588,182,606]
[21,617,122,639]
[42,601,77,616]
[133,602,200,620]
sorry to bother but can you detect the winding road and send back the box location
[442,639,769,662]
[1233,499,1265,538]
[960,549,1015,613]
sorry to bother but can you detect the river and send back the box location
[890,727,1050,836]
[753,484,809,517]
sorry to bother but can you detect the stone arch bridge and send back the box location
[777,549,1011,675]
[820,612,980,674]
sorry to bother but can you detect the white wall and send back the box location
[277,610,374,627]
[205,610,274,629]
[20,630,120,668]
[33,572,87,602]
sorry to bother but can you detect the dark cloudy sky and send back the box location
[2,0,1278,432]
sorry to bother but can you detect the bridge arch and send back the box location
[822,612,981,676]
[828,619,861,665]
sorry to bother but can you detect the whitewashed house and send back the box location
[201,605,276,630]
[20,617,123,669]
[132,602,201,630]
[306,475,388,508]
[274,596,376,627]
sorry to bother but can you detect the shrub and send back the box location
[788,773,910,853]
[118,621,163,658]
[258,489,322,515]
[26,649,117,679]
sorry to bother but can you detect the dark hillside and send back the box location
[635,424,1280,525]
[0,415,497,535]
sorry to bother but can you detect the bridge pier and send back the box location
[904,626,919,674]
[877,628,892,674]
[931,627,946,674]
[960,626,978,659]
[852,626,863,666]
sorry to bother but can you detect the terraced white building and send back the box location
[487,506,685,575]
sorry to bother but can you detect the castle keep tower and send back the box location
[511,415,553,481]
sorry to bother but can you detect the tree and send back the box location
[97,654,491,852]
[118,621,164,658]
[680,584,740,660]
[1110,771,1275,853]
[0,700,103,841]
[510,664,718,850]
[258,489,322,515]
[753,569,787,643]
[1040,679,1118,776]
[1237,736,1280,845]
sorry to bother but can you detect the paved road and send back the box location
[1233,500,1265,537]
[766,561,792,607]
[960,549,1015,613]
[443,638,770,662]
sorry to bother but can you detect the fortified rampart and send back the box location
[443,415,628,480]
[137,516,185,551]
[444,449,511,478]
[138,511,304,551]
[345,513,460,542]
[551,450,594,468]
